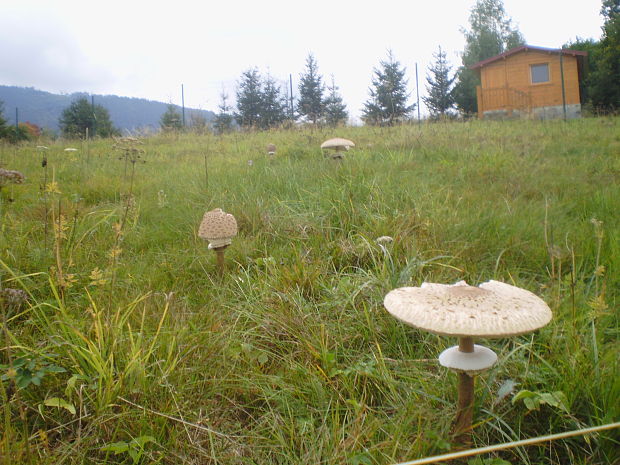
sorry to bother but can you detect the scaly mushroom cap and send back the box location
[266,143,276,154]
[320,138,355,150]
[384,280,552,338]
[198,208,238,248]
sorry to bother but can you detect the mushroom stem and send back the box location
[213,246,228,275]
[454,336,475,445]
[454,371,475,445]
[459,336,474,353]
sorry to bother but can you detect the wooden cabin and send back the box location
[470,45,587,119]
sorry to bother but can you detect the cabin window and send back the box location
[531,63,550,84]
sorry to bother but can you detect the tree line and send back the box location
[1,0,618,142]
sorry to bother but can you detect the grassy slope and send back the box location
[0,117,618,464]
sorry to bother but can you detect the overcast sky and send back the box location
[0,0,604,121]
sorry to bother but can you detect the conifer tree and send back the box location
[297,54,325,125]
[453,0,525,115]
[362,51,414,126]
[259,75,288,129]
[213,90,234,134]
[323,76,348,127]
[423,46,456,119]
[159,104,183,132]
[235,68,263,129]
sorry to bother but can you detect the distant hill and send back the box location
[0,85,215,134]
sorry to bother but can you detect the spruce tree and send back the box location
[453,0,525,115]
[297,54,325,125]
[235,68,263,129]
[259,75,288,129]
[213,91,234,134]
[159,104,183,132]
[423,46,456,119]
[362,51,414,126]
[323,76,348,127]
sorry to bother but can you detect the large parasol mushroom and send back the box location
[198,208,238,274]
[320,138,355,159]
[384,280,552,444]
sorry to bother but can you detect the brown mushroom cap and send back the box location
[384,280,552,338]
[198,208,238,240]
[320,138,355,150]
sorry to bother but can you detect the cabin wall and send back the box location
[477,51,581,119]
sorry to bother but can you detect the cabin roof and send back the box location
[469,45,588,70]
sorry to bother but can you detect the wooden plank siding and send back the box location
[476,50,581,117]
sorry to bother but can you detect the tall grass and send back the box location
[0,117,618,464]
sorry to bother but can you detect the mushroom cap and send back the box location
[266,143,276,154]
[384,280,552,338]
[198,208,238,241]
[320,138,355,150]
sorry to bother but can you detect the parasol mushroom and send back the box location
[198,208,238,274]
[266,143,276,157]
[320,138,355,160]
[384,280,552,444]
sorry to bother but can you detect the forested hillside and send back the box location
[0,85,214,133]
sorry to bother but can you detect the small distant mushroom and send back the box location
[384,280,552,444]
[64,148,78,152]
[198,208,238,274]
[266,143,276,157]
[320,138,355,160]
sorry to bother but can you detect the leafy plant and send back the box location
[512,389,570,413]
[0,354,65,390]
[101,435,157,464]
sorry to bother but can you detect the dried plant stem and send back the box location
[43,157,49,252]
[395,422,620,465]
[204,153,209,192]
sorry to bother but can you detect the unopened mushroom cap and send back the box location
[320,138,355,150]
[384,280,552,338]
[198,208,238,241]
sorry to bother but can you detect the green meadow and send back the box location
[0,117,618,464]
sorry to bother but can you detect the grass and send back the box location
[0,117,618,464]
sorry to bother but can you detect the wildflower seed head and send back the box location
[0,169,25,185]
[0,288,28,308]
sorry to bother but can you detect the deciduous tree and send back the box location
[589,0,620,110]
[0,101,8,140]
[453,0,525,115]
[59,97,119,138]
